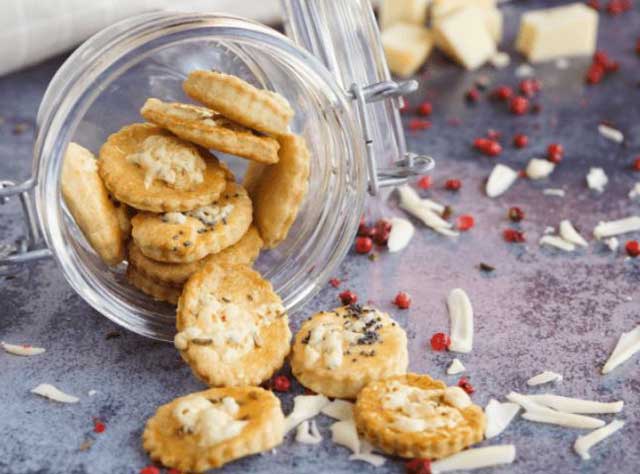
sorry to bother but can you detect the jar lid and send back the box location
[281,0,434,195]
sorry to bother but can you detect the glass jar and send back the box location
[0,0,433,341]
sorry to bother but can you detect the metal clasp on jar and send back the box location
[0,179,50,269]
[349,80,435,196]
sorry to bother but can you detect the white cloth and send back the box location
[0,0,281,76]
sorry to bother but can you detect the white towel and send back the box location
[0,0,281,76]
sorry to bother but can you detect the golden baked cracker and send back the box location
[354,374,486,459]
[128,225,263,288]
[61,142,125,266]
[113,200,133,239]
[140,98,280,164]
[143,387,284,472]
[290,305,408,399]
[98,123,227,212]
[126,264,181,305]
[242,162,267,196]
[131,182,253,263]
[175,263,291,387]
[183,70,294,136]
[249,134,310,248]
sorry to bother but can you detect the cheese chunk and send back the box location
[516,3,598,63]
[433,7,496,70]
[379,0,431,30]
[431,1,502,43]
[382,23,434,77]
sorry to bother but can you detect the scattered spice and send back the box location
[442,205,454,220]
[339,290,358,305]
[105,331,121,340]
[465,87,480,103]
[458,377,475,394]
[409,119,432,131]
[355,236,373,254]
[456,214,475,231]
[272,375,291,392]
[417,175,432,190]
[508,207,525,222]
[547,143,564,164]
[509,96,529,115]
[479,262,495,272]
[445,179,461,191]
[368,253,379,262]
[587,0,601,10]
[329,278,341,288]
[485,141,502,157]
[491,85,513,101]
[474,137,491,151]
[430,332,451,351]
[139,466,160,474]
[399,98,410,113]
[518,78,541,97]
[503,228,526,243]
[417,101,433,116]
[372,219,392,246]
[358,218,374,238]
[486,129,502,141]
[78,439,94,452]
[167,469,183,474]
[625,240,640,257]
[12,123,28,135]
[406,458,432,474]
[513,133,529,148]
[393,291,412,310]
[93,419,106,434]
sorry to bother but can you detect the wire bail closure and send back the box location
[349,80,435,196]
[0,179,51,270]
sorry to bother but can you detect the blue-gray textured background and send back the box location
[1,1,639,473]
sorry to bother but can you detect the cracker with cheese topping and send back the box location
[127,225,262,288]
[354,373,486,459]
[98,123,227,213]
[131,182,252,263]
[142,387,284,472]
[290,305,408,399]
[175,263,291,387]
[140,98,280,164]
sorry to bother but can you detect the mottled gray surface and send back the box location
[1,1,639,473]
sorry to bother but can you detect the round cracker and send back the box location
[183,70,293,136]
[128,225,263,287]
[249,134,310,248]
[140,98,280,164]
[290,305,408,399]
[126,263,181,305]
[131,182,253,263]
[143,387,284,472]
[98,123,227,212]
[176,263,291,387]
[61,142,125,266]
[354,374,486,459]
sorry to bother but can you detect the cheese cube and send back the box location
[379,0,431,30]
[433,7,496,70]
[484,7,503,43]
[431,0,496,21]
[516,3,598,63]
[382,23,434,77]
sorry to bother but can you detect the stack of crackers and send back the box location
[62,70,310,305]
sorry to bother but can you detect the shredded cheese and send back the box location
[2,341,45,356]
[597,124,624,143]
[559,220,588,247]
[574,420,625,460]
[431,445,516,473]
[31,383,79,403]
[446,358,466,375]
[295,420,323,444]
[539,235,575,252]
[602,325,640,374]
[484,399,520,439]
[586,167,608,193]
[486,164,518,198]
[526,158,555,180]
[593,216,640,239]
[527,394,623,414]
[387,217,415,253]
[447,288,474,353]
[285,395,330,433]
[526,370,563,386]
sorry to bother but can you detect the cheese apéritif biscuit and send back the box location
[143,387,284,472]
[248,133,310,248]
[126,263,181,305]
[140,98,280,164]
[131,182,252,263]
[183,70,294,136]
[175,263,291,387]
[354,373,486,459]
[61,142,125,266]
[290,305,409,399]
[128,225,263,288]
[98,123,227,213]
